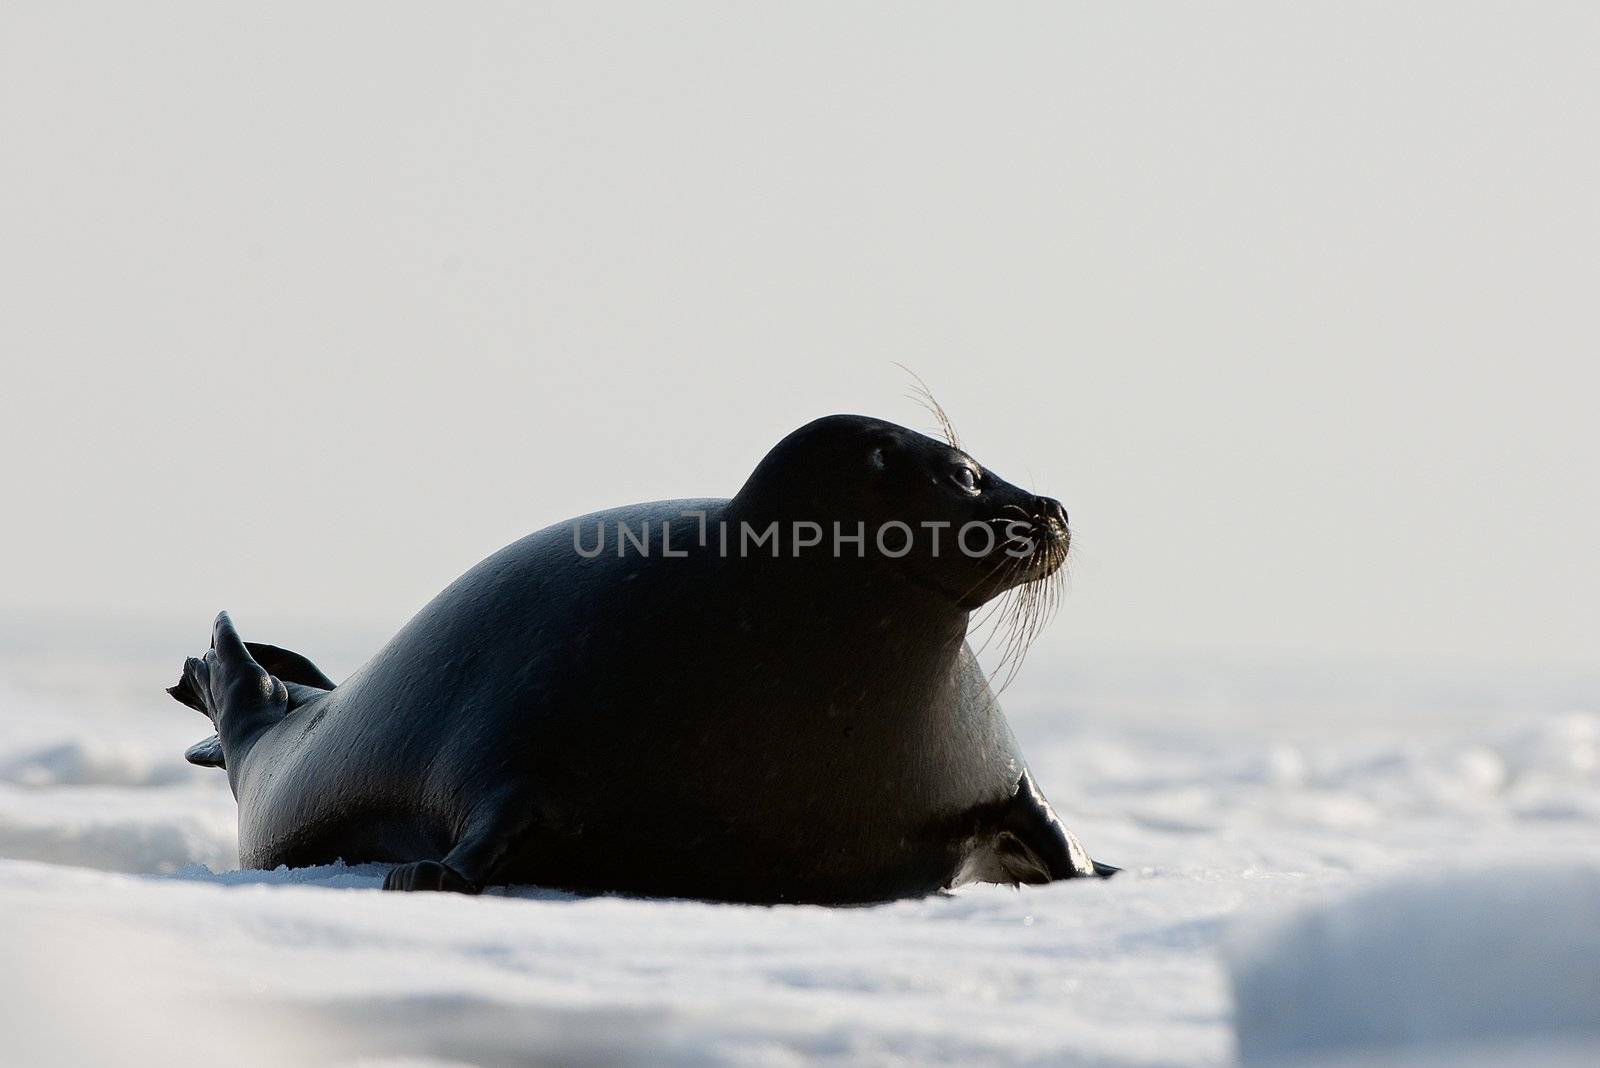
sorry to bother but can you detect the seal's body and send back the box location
[171,415,1112,903]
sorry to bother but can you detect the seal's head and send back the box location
[733,414,1072,613]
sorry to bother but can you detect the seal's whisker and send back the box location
[985,517,1073,696]
[967,553,1029,659]
[968,585,1012,642]
[991,578,1037,694]
[893,363,962,451]
[951,538,1028,608]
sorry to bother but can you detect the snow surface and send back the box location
[1227,863,1600,1063]
[1,633,1597,1066]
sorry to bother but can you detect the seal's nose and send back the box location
[1034,497,1069,529]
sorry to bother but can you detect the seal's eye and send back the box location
[951,465,980,494]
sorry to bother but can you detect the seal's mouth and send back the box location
[990,500,1071,588]
[960,499,1071,692]
[941,503,1070,614]
[1017,515,1070,582]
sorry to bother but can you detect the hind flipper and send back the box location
[185,734,225,768]
[176,682,324,773]
[244,642,335,690]
[169,613,289,773]
[166,674,207,716]
[171,637,332,717]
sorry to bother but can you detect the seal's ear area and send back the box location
[863,429,919,473]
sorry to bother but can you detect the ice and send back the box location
[1,640,1596,1065]
[1226,864,1600,1063]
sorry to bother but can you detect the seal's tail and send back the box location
[166,613,334,771]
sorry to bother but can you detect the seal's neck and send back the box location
[718,500,971,640]
[720,556,970,717]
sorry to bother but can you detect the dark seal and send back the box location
[169,415,1114,903]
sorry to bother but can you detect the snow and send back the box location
[1226,863,1600,1064]
[1,635,1596,1066]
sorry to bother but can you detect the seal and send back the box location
[169,414,1115,903]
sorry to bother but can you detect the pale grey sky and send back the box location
[2,3,1596,668]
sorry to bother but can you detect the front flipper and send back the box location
[1003,769,1109,881]
[957,769,1116,887]
[381,793,532,894]
[383,860,479,893]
